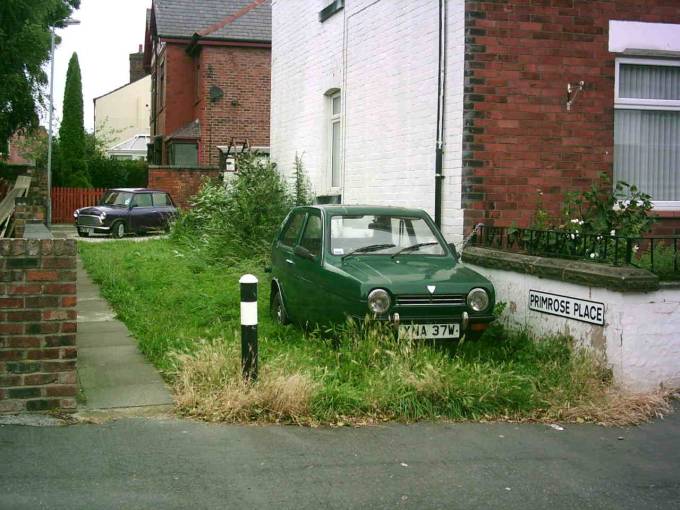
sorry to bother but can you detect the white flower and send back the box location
[610,230,616,236]
[570,219,579,224]
[633,244,639,253]
[596,235,603,241]
[579,220,584,225]
[590,252,599,259]
[570,234,576,240]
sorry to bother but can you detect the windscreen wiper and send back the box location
[341,243,395,261]
[390,242,439,259]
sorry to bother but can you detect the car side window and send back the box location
[280,212,305,247]
[131,193,152,207]
[152,193,170,206]
[299,213,322,258]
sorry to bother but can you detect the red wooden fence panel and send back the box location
[52,187,106,224]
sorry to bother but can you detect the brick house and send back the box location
[144,0,271,170]
[270,0,680,243]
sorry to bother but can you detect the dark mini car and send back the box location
[74,188,177,238]
[270,205,496,340]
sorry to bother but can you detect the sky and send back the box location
[46,0,152,133]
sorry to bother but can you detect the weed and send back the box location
[79,240,674,425]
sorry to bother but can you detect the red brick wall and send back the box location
[462,0,680,233]
[198,45,271,166]
[152,43,198,153]
[0,239,78,414]
[148,166,221,209]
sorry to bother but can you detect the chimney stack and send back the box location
[129,44,148,83]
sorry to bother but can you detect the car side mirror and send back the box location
[448,243,460,261]
[294,245,315,261]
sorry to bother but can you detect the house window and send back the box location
[319,0,344,22]
[614,58,680,208]
[169,142,198,167]
[158,61,165,110]
[329,92,342,189]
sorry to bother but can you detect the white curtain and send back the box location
[614,63,680,201]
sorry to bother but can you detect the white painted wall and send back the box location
[94,75,151,149]
[465,262,680,392]
[271,0,465,243]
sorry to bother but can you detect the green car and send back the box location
[269,205,495,340]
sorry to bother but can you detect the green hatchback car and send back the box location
[270,205,495,340]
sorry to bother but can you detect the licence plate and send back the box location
[399,323,460,340]
[79,227,93,234]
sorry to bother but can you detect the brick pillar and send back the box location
[0,239,78,414]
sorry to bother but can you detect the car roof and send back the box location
[297,204,431,217]
[106,188,168,193]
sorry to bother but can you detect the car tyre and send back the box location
[271,289,289,325]
[111,221,126,239]
[77,230,90,238]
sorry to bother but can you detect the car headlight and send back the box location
[99,211,107,220]
[368,289,391,314]
[73,210,79,218]
[467,288,489,312]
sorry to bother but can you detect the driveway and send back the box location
[50,224,168,242]
[0,406,678,509]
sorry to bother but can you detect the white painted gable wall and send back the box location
[270,0,465,243]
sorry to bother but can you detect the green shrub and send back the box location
[88,157,148,189]
[172,152,293,262]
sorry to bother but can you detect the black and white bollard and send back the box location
[240,274,258,382]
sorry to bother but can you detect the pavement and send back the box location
[0,406,679,509]
[75,257,174,410]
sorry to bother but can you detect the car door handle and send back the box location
[285,259,294,265]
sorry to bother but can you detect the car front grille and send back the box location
[396,294,466,306]
[77,215,102,227]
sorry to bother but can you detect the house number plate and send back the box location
[399,323,460,340]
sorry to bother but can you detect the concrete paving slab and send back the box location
[77,320,130,335]
[77,329,135,348]
[76,256,174,411]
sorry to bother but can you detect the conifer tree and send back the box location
[58,52,90,187]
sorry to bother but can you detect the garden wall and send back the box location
[0,239,78,413]
[148,165,220,209]
[462,246,680,392]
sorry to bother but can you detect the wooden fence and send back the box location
[52,187,106,224]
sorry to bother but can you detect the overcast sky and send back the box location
[46,0,151,133]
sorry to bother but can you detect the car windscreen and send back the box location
[99,191,133,207]
[329,214,446,256]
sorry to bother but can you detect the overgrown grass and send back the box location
[79,239,673,425]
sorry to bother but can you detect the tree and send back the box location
[0,1,80,147]
[58,52,90,187]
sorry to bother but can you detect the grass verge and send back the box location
[79,239,675,425]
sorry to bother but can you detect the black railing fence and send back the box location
[470,225,680,280]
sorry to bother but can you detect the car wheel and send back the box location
[111,221,126,239]
[271,289,289,325]
[77,231,90,238]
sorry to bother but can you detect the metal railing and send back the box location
[470,225,680,279]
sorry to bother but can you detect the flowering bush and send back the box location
[560,172,655,238]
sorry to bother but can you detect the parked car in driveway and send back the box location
[73,188,177,238]
[270,205,496,340]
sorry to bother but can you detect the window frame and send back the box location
[298,211,323,261]
[279,211,306,248]
[131,193,153,209]
[614,57,680,111]
[328,91,343,193]
[614,57,680,210]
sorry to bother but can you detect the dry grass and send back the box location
[172,340,317,424]
[550,388,677,426]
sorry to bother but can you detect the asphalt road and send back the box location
[1,408,679,510]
